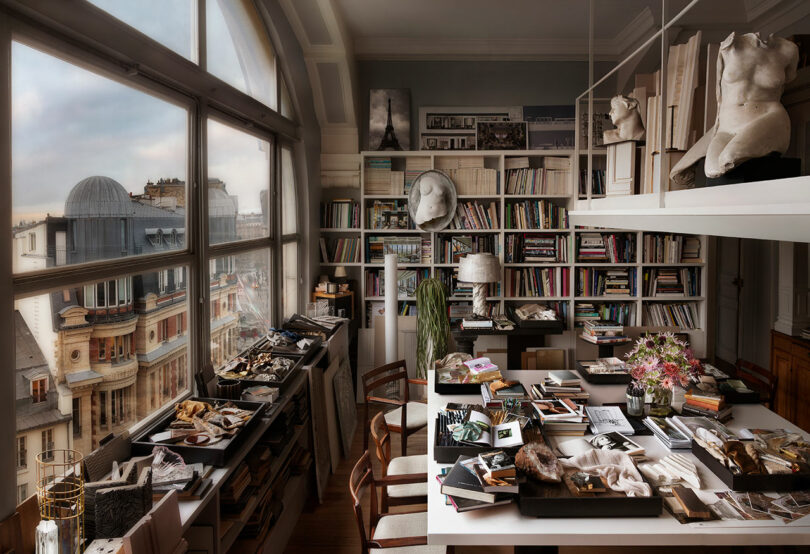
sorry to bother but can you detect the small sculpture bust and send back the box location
[413,174,448,225]
[671,32,799,185]
[603,95,645,144]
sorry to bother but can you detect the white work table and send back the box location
[426,370,810,547]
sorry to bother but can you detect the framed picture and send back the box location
[476,121,527,150]
[418,106,522,151]
[369,88,410,151]
[523,105,576,150]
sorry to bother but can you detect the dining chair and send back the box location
[349,451,445,554]
[362,360,427,456]
[370,411,427,512]
[735,358,777,410]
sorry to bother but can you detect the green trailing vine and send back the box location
[415,278,449,378]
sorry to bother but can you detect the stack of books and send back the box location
[574,302,634,326]
[580,320,628,344]
[480,381,530,408]
[576,233,636,263]
[404,157,431,193]
[461,317,494,330]
[683,389,731,421]
[438,453,518,512]
[365,157,401,194]
[642,416,691,449]
[642,303,698,329]
[505,233,568,263]
[321,199,359,229]
[577,233,606,260]
[531,374,590,404]
[504,157,570,195]
[534,397,589,435]
[576,268,637,296]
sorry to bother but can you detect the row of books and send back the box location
[442,168,500,195]
[405,157,431,193]
[366,236,427,264]
[574,302,635,326]
[365,268,429,297]
[579,169,606,196]
[642,267,701,297]
[576,268,637,296]
[504,200,568,230]
[577,233,636,263]
[449,201,500,230]
[366,200,413,230]
[436,234,498,264]
[319,237,360,263]
[364,158,405,195]
[320,199,359,229]
[642,302,699,329]
[504,267,570,297]
[436,267,501,297]
[504,234,569,263]
[642,234,702,263]
[504,168,570,195]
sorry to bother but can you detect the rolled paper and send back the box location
[384,253,398,364]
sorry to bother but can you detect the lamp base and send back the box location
[472,283,488,318]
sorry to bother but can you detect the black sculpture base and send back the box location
[694,155,800,188]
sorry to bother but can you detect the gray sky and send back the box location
[12,2,271,224]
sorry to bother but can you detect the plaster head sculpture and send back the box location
[408,170,457,231]
[603,95,646,144]
[671,32,799,186]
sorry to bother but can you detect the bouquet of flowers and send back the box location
[626,333,702,410]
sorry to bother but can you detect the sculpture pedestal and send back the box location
[605,140,642,196]
[696,155,800,187]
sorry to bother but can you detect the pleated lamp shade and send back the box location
[458,253,501,283]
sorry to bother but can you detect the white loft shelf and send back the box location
[361,149,576,157]
[437,228,499,233]
[570,177,810,242]
[504,228,570,233]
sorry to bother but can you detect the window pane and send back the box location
[87,0,198,62]
[206,0,277,109]
[281,146,297,235]
[282,241,298,320]
[280,74,294,120]
[14,265,190,477]
[207,119,270,244]
[12,42,188,273]
[210,249,271,367]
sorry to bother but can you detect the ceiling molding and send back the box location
[749,0,810,35]
[743,0,785,21]
[613,7,658,56]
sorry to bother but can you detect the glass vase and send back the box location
[649,386,673,417]
[625,393,645,417]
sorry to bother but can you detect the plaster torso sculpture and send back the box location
[413,175,447,225]
[671,32,799,185]
[603,95,645,144]
[408,170,457,231]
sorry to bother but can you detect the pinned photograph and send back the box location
[477,121,527,150]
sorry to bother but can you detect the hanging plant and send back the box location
[415,278,449,378]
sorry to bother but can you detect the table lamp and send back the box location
[458,253,501,318]
[334,265,347,282]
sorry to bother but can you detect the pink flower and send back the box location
[661,377,675,390]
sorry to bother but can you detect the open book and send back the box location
[456,409,524,449]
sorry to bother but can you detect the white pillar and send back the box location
[384,254,398,363]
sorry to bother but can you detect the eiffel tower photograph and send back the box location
[368,88,410,150]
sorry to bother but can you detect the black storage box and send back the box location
[131,397,266,466]
[433,417,521,463]
[692,441,810,492]
[517,476,662,517]
[434,380,482,395]
[506,305,566,331]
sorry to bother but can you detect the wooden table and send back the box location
[451,321,565,369]
[426,370,810,550]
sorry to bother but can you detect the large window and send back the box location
[4,0,300,511]
[11,42,188,271]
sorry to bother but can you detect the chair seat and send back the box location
[371,512,444,554]
[384,402,428,431]
[388,481,427,499]
[388,454,427,476]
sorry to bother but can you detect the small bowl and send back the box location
[184,433,212,446]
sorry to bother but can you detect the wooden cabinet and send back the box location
[771,330,810,431]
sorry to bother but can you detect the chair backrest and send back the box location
[736,358,777,394]
[348,451,378,554]
[362,360,409,404]
[369,411,392,472]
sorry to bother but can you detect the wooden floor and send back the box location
[284,404,809,554]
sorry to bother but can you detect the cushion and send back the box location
[370,513,444,554]
[388,481,427,499]
[384,402,428,431]
[388,455,427,476]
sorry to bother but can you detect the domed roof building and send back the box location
[65,176,135,218]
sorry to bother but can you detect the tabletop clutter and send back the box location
[433,341,810,524]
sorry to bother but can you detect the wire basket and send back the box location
[36,449,84,554]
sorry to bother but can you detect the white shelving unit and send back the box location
[317,150,710,356]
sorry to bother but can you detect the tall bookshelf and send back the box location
[319,150,710,357]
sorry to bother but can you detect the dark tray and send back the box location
[517,475,662,517]
[131,397,267,467]
[718,383,761,404]
[434,380,482,395]
[692,441,810,492]
[576,363,632,385]
[218,366,303,395]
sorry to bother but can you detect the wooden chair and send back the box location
[370,411,427,512]
[362,360,427,456]
[349,451,445,554]
[735,358,777,410]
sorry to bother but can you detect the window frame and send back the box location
[0,0,301,516]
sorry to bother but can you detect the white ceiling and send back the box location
[332,0,804,60]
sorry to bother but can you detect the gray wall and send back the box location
[358,60,613,150]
